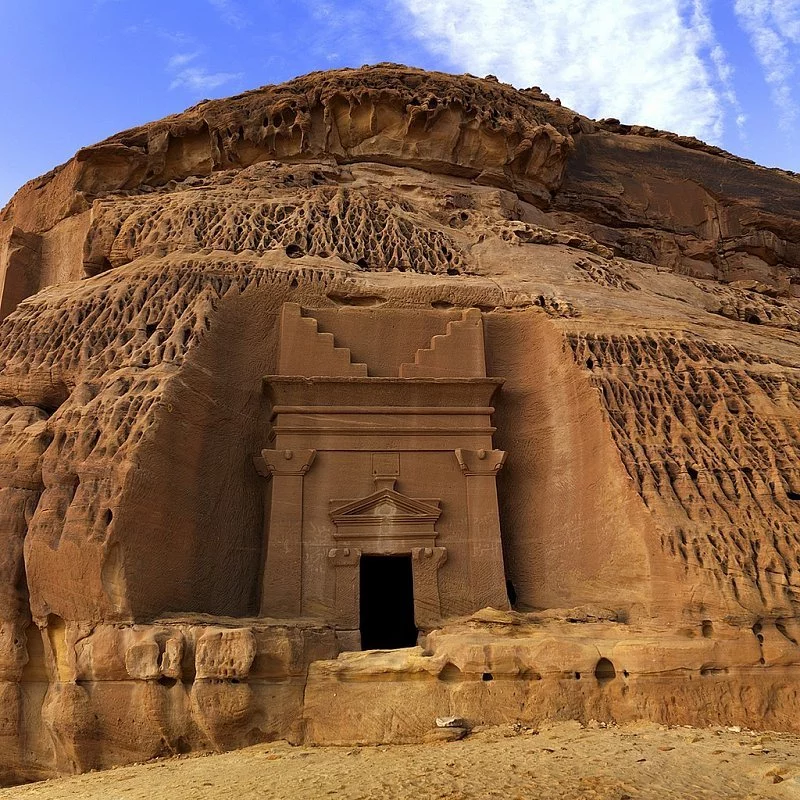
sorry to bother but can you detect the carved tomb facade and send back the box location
[254,303,509,648]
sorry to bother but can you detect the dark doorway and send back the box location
[359,555,418,650]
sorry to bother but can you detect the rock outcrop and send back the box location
[0,64,799,785]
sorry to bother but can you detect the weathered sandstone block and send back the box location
[195,628,256,681]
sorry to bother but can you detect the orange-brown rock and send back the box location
[0,64,799,786]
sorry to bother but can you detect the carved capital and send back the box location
[327,547,361,567]
[454,448,506,476]
[411,546,447,570]
[254,448,316,478]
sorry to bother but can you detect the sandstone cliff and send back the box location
[0,64,799,784]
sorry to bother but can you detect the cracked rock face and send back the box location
[0,64,799,784]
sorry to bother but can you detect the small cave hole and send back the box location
[687,465,699,481]
[574,671,581,680]
[482,672,494,682]
[158,676,177,688]
[745,313,762,325]
[787,490,800,501]
[356,258,369,270]
[145,323,157,338]
[700,666,728,676]
[594,658,616,684]
[446,267,459,276]
[586,357,595,369]
[85,257,114,278]
[285,244,304,259]
[701,620,713,638]
[104,509,113,526]
[438,662,462,683]
[622,670,630,678]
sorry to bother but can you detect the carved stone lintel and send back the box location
[454,448,506,476]
[254,448,316,478]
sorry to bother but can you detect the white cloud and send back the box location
[772,0,800,38]
[734,0,800,129]
[169,67,243,92]
[690,0,747,135]
[167,51,200,70]
[165,46,241,95]
[397,0,738,142]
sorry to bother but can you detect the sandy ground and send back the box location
[4,722,800,800]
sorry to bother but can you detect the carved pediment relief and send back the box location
[329,489,441,548]
[330,489,441,524]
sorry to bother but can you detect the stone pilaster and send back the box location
[455,448,509,610]
[254,448,316,616]
[411,546,448,626]
[326,547,361,629]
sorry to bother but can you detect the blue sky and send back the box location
[1,1,798,207]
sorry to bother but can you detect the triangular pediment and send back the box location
[330,489,441,521]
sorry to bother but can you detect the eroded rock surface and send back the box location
[0,64,799,785]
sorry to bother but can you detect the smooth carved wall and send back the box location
[255,304,510,644]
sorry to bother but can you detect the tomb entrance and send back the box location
[359,555,417,650]
[254,303,510,650]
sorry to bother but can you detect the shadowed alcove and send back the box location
[359,555,418,650]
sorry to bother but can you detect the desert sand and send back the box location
[3,722,800,799]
